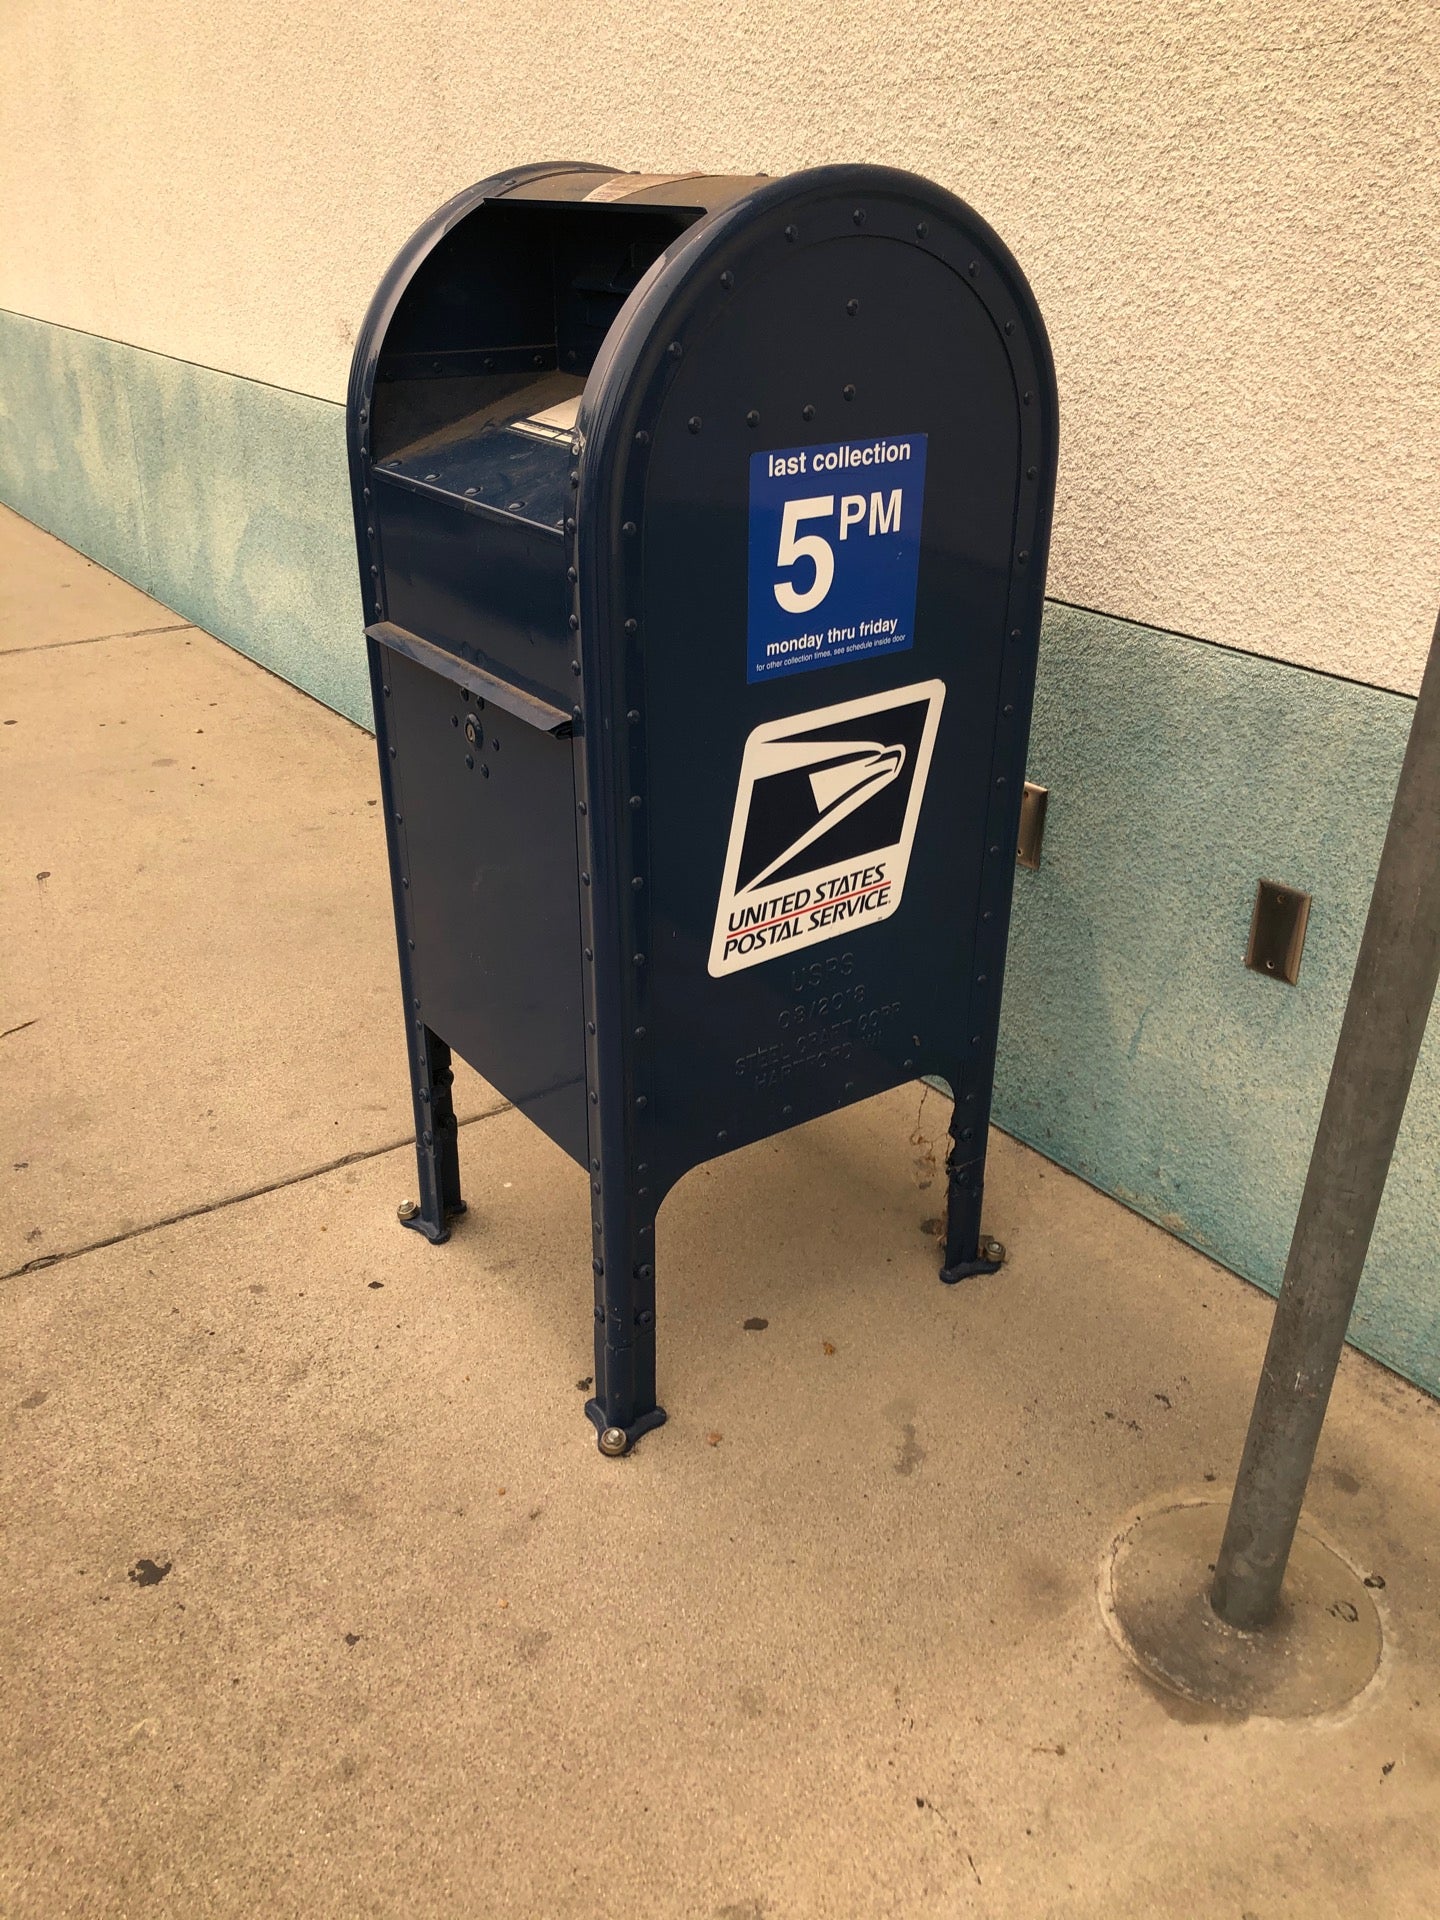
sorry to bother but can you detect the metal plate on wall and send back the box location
[1017,781,1048,870]
[1246,880,1311,985]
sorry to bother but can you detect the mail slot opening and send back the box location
[369,200,703,472]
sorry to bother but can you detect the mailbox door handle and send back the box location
[366,621,574,737]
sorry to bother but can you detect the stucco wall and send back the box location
[2,0,1437,691]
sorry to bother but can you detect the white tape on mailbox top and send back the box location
[581,172,705,203]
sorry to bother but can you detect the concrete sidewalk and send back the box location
[3,503,1439,1918]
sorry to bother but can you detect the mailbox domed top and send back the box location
[347,161,1055,559]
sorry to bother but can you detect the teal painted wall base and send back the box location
[3,310,1435,1393]
[0,308,366,724]
[997,610,1435,1394]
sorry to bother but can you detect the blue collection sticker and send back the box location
[747,433,927,683]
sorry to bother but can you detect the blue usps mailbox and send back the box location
[346,162,1057,1454]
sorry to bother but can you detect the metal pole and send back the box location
[1211,612,1440,1631]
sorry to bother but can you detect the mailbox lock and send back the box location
[464,714,480,745]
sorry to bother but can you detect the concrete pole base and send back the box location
[1102,1500,1383,1718]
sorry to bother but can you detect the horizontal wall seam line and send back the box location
[0,304,343,409]
[2,621,195,657]
[1047,595,1421,704]
[0,1103,512,1284]
[0,311,1424,701]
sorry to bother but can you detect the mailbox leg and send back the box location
[402,1024,466,1244]
[939,1123,1005,1284]
[583,1158,667,1455]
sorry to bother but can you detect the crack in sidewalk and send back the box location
[1,1102,512,1281]
[2,622,195,658]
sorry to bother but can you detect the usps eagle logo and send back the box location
[708,681,945,976]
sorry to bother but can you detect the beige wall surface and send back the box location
[2,0,1436,691]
